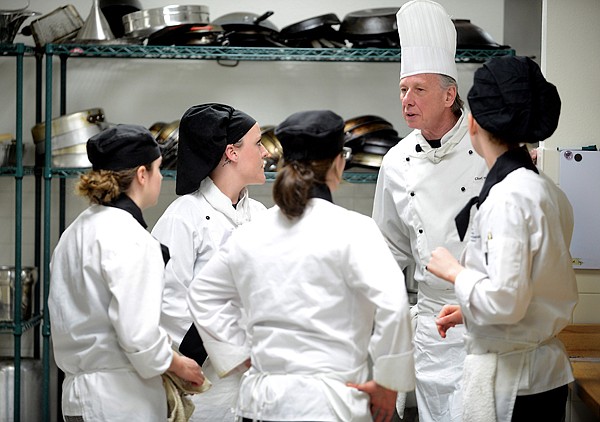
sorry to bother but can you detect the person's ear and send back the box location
[136,165,147,185]
[467,113,478,138]
[225,144,238,163]
[445,85,457,107]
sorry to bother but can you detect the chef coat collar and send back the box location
[309,182,333,203]
[415,111,467,163]
[199,177,253,225]
[107,193,147,228]
[107,193,171,264]
[455,146,538,241]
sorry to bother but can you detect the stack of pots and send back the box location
[31,108,108,168]
[260,125,283,171]
[149,120,179,170]
[344,115,401,169]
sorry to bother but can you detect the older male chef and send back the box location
[372,1,488,421]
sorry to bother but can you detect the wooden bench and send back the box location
[558,324,600,419]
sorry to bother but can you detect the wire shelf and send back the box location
[47,43,514,63]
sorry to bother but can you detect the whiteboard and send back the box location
[559,150,600,269]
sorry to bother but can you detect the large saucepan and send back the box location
[31,108,107,167]
[123,5,210,40]
[0,265,38,322]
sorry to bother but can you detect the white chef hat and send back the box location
[397,0,458,81]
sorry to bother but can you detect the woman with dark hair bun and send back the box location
[187,110,415,422]
[427,56,578,422]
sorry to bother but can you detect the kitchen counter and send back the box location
[558,324,600,419]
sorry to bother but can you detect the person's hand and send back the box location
[435,304,463,338]
[426,247,464,284]
[168,352,205,386]
[347,380,397,422]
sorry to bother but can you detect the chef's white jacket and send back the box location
[49,205,172,421]
[456,167,578,422]
[373,112,488,422]
[152,177,266,422]
[188,198,416,421]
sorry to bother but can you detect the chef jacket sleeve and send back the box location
[372,161,415,271]
[152,213,199,345]
[187,240,249,378]
[103,236,173,379]
[455,201,534,326]
[345,217,416,393]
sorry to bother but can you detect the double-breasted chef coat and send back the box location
[152,177,266,422]
[456,165,578,422]
[49,198,172,421]
[187,194,416,421]
[373,111,488,422]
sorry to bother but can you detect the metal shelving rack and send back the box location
[39,42,515,421]
[42,43,515,184]
[0,42,42,422]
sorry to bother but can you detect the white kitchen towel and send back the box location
[462,353,497,422]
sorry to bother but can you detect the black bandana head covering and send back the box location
[275,110,345,161]
[87,124,160,171]
[176,103,257,195]
[467,55,561,144]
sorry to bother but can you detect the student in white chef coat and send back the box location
[152,103,269,421]
[427,56,578,422]
[187,110,416,422]
[372,1,488,421]
[49,125,204,421]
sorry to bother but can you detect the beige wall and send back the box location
[542,1,600,420]
[540,0,600,325]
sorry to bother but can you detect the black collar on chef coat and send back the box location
[455,146,538,242]
[107,193,171,265]
[310,182,333,203]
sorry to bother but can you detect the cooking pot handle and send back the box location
[254,11,274,25]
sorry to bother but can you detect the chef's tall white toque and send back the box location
[397,0,458,81]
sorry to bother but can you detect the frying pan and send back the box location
[340,7,399,47]
[279,13,343,48]
[344,115,390,133]
[344,121,397,149]
[213,11,284,47]
[348,151,383,169]
[453,19,508,49]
